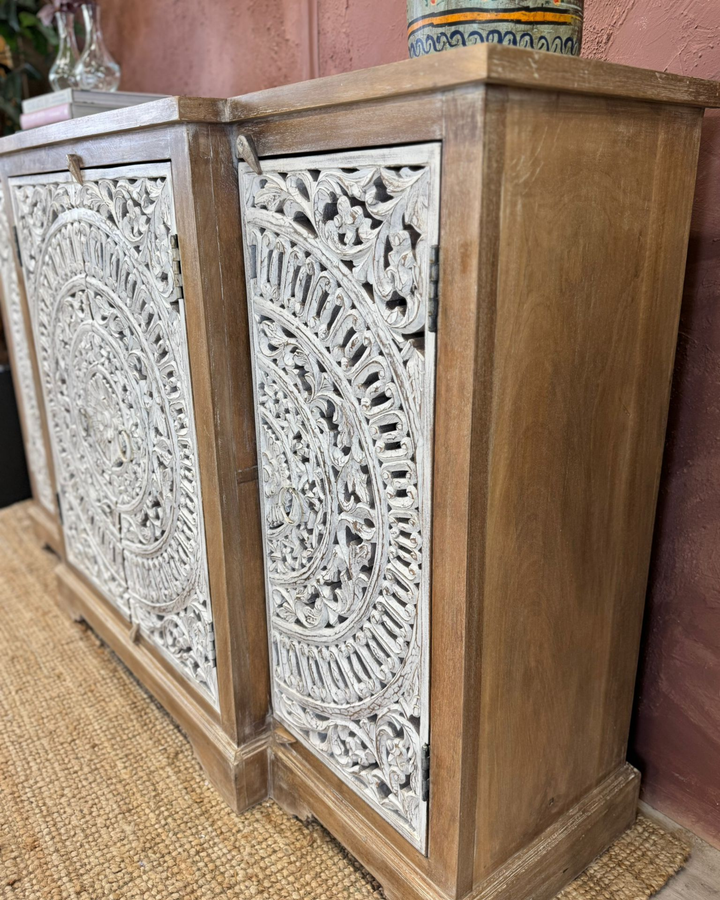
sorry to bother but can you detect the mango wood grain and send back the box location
[426,86,493,897]
[225,44,720,123]
[235,95,444,160]
[169,122,270,746]
[473,91,704,880]
[0,97,223,156]
[230,90,494,894]
[473,766,640,900]
[1,43,718,161]
[0,128,173,178]
[273,740,638,900]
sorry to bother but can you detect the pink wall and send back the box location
[100,0,407,97]
[583,0,720,850]
[98,0,720,847]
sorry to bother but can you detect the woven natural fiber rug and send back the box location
[0,502,690,900]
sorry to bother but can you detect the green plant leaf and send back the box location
[0,21,19,48]
[18,10,38,26]
[0,0,56,134]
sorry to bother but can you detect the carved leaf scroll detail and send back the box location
[241,147,439,848]
[11,168,218,704]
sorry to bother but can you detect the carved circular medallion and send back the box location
[69,316,150,513]
[41,215,201,615]
[252,229,423,719]
[258,328,389,636]
[14,172,218,703]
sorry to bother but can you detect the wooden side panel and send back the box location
[168,124,271,748]
[474,90,703,878]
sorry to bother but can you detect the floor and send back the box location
[0,500,716,900]
[644,804,720,899]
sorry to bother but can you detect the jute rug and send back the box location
[0,502,690,900]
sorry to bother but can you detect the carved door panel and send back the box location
[239,145,441,850]
[11,165,218,705]
[0,184,55,515]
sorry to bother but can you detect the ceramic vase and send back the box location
[407,0,584,59]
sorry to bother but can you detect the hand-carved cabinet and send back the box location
[0,108,271,815]
[0,44,717,900]
[228,45,719,900]
[0,183,59,550]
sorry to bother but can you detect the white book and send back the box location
[22,89,169,115]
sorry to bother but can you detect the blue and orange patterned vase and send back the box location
[407,0,584,58]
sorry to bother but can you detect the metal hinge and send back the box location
[427,245,440,333]
[56,492,63,525]
[247,243,258,280]
[13,225,22,268]
[170,233,183,300]
[421,743,430,802]
[208,629,217,663]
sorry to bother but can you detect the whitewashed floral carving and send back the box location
[0,184,55,514]
[11,166,218,704]
[240,146,440,849]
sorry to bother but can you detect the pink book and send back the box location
[20,104,72,130]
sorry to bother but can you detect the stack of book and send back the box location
[20,89,169,130]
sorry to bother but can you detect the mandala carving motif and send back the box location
[11,166,218,704]
[239,146,440,848]
[0,185,55,514]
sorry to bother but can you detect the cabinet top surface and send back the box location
[225,43,720,118]
[0,44,717,156]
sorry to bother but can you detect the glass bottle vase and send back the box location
[48,11,80,91]
[74,3,121,92]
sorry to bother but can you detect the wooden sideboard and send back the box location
[0,45,718,900]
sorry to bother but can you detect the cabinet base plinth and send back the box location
[54,563,270,815]
[271,739,639,900]
[472,765,639,900]
[28,501,61,556]
[189,730,270,815]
